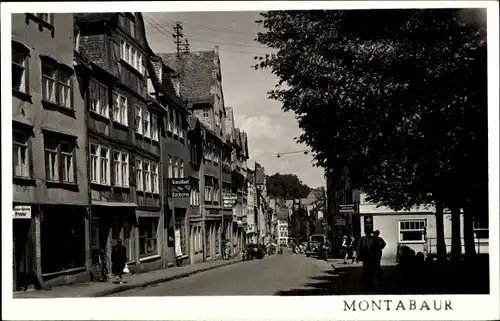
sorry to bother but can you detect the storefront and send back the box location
[13,204,34,291]
[90,202,137,278]
[174,207,189,265]
[204,215,222,259]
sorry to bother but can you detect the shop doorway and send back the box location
[13,219,31,291]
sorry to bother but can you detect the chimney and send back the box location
[214,45,219,55]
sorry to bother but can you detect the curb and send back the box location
[93,258,243,297]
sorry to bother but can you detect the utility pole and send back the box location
[172,22,184,57]
[182,38,190,54]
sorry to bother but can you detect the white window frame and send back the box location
[202,109,209,118]
[35,13,52,24]
[13,130,30,178]
[135,105,143,135]
[143,109,151,139]
[60,141,75,183]
[90,144,99,183]
[173,109,178,136]
[99,146,110,185]
[167,106,173,133]
[179,159,184,178]
[144,161,151,192]
[168,155,173,179]
[151,114,159,141]
[120,39,143,74]
[90,81,108,118]
[113,92,128,126]
[152,163,159,194]
[173,157,178,179]
[113,150,129,188]
[398,219,426,244]
[90,144,110,185]
[12,47,28,93]
[136,159,143,191]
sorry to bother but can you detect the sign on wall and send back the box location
[364,215,374,234]
[223,193,237,208]
[168,178,191,198]
[339,204,356,213]
[13,205,31,219]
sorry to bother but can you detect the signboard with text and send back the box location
[13,205,31,219]
[339,204,356,214]
[364,215,374,234]
[168,178,191,198]
[223,193,237,208]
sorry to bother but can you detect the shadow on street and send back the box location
[275,257,490,296]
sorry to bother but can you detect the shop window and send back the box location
[40,208,86,274]
[138,217,159,258]
[399,219,426,243]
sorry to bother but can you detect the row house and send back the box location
[76,12,166,275]
[12,13,90,290]
[246,169,258,244]
[254,162,268,244]
[232,128,249,252]
[160,46,227,260]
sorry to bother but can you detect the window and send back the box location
[179,159,184,178]
[44,135,76,184]
[13,130,30,178]
[177,113,183,138]
[42,62,73,108]
[12,46,28,93]
[35,13,52,24]
[113,92,128,126]
[203,109,209,118]
[135,106,143,134]
[151,114,159,141]
[135,159,143,191]
[399,219,426,243]
[113,151,129,187]
[143,109,151,138]
[173,109,178,136]
[152,163,159,194]
[120,39,143,74]
[168,106,174,133]
[144,161,151,192]
[173,157,178,178]
[90,144,111,185]
[168,155,173,178]
[139,217,159,257]
[129,19,135,38]
[90,81,108,117]
[474,219,489,239]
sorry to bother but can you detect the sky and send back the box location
[143,11,326,188]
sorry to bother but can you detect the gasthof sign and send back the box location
[168,178,191,198]
[339,204,355,213]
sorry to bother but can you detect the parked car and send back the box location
[305,234,331,257]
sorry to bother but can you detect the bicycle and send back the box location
[91,250,108,282]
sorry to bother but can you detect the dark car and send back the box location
[305,240,331,257]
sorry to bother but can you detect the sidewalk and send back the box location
[13,257,242,298]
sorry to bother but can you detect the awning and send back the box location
[92,201,138,207]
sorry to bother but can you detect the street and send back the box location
[110,251,338,296]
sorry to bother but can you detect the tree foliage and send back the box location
[254,9,487,212]
[266,173,311,199]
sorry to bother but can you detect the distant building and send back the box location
[358,193,489,261]
[277,208,290,246]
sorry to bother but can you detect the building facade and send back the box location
[246,169,257,243]
[76,12,167,275]
[12,13,90,290]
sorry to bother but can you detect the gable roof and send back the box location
[158,50,217,102]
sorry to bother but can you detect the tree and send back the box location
[266,173,311,199]
[254,9,487,262]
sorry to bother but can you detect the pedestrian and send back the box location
[356,230,378,290]
[341,235,349,264]
[111,239,127,284]
[349,237,357,264]
[373,230,386,279]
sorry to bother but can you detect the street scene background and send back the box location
[9,4,492,301]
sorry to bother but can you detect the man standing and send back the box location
[357,230,377,290]
[111,239,127,284]
[373,230,386,278]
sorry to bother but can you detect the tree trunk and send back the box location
[463,205,477,261]
[450,206,462,263]
[435,202,447,262]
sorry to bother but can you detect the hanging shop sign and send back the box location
[223,193,237,208]
[168,178,191,198]
[13,205,31,219]
[364,215,374,234]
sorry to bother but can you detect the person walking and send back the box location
[111,239,127,284]
[341,235,350,264]
[349,237,357,264]
[373,230,386,279]
[356,230,378,290]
